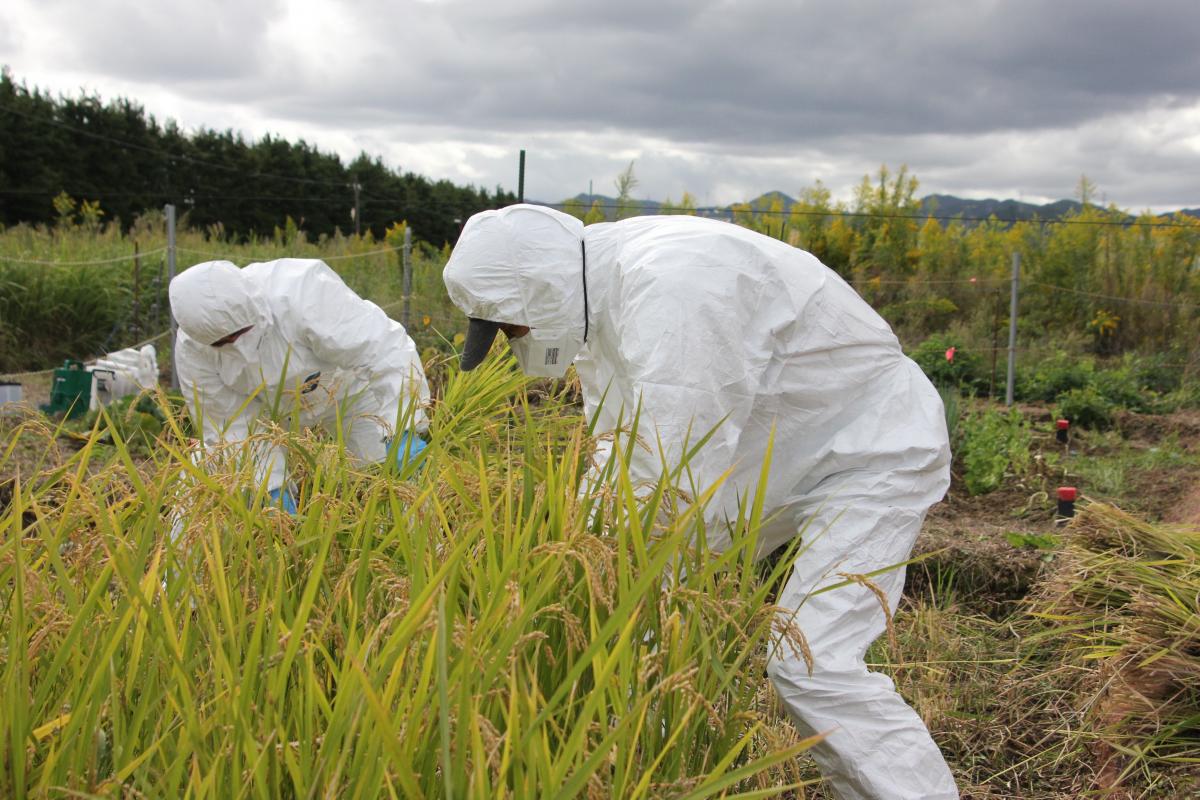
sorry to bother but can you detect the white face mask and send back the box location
[229,331,262,361]
[215,326,265,385]
[509,330,583,378]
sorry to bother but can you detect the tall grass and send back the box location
[0,215,460,373]
[0,358,814,797]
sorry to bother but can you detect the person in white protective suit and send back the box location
[443,205,956,800]
[169,259,431,512]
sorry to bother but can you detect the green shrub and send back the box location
[1089,365,1149,412]
[1056,386,1114,430]
[1127,351,1184,395]
[958,408,1032,495]
[1017,352,1094,403]
[1017,352,1171,414]
[1156,379,1200,412]
[911,332,987,394]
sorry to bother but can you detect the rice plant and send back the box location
[0,358,815,798]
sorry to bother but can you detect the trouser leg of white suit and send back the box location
[766,490,958,800]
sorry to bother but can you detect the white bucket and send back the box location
[0,382,22,407]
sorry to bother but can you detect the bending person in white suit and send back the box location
[170,258,431,511]
[443,204,956,800]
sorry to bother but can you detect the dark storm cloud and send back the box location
[24,0,282,86]
[13,0,1199,145]
[227,0,1200,147]
[3,0,1196,208]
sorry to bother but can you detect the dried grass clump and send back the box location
[1026,502,1200,791]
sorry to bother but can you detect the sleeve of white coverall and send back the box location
[295,262,431,432]
[612,262,773,511]
[175,336,287,491]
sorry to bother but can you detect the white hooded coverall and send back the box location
[170,259,430,491]
[443,205,956,800]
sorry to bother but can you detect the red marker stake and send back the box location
[1056,486,1077,520]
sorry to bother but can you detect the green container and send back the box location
[40,360,92,419]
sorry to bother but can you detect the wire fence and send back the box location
[0,233,428,382]
[3,223,1198,383]
[0,247,168,266]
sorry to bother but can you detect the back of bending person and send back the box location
[443,204,957,800]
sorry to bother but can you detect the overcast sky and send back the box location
[2,0,1198,212]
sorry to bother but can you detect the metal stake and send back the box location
[166,204,178,390]
[518,150,525,203]
[1005,251,1020,406]
[402,226,413,329]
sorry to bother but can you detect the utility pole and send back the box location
[166,204,178,390]
[1005,251,1020,406]
[518,150,525,203]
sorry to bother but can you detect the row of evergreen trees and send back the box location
[0,70,515,245]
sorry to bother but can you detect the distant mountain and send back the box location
[559,194,663,215]
[738,191,799,210]
[549,192,1199,224]
[920,194,1082,223]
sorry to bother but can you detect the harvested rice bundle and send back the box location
[1028,501,1200,790]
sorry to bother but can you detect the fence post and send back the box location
[153,258,163,332]
[166,204,178,390]
[518,150,525,203]
[132,241,141,338]
[402,226,412,329]
[1005,251,1020,406]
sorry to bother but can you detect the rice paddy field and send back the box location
[3,221,1200,798]
[2,360,820,798]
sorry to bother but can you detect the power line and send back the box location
[870,277,1009,286]
[1028,281,1198,311]
[175,245,402,262]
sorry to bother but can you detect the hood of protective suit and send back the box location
[443,205,587,333]
[169,260,272,347]
[174,257,432,492]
